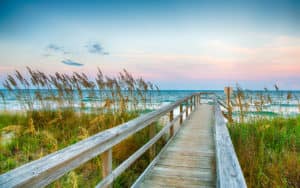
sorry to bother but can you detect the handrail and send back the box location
[96,111,184,187]
[0,92,204,187]
[217,99,228,109]
[213,97,247,188]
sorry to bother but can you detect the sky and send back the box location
[0,0,300,90]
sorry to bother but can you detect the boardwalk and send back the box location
[137,104,216,187]
[0,93,246,188]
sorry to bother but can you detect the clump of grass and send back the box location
[228,85,300,187]
[230,84,299,122]
[2,67,159,113]
[0,68,163,187]
[229,116,300,188]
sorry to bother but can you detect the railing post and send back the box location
[190,97,193,112]
[224,87,233,123]
[186,100,189,118]
[179,104,183,125]
[169,110,174,137]
[149,123,156,159]
[199,94,201,104]
[193,95,196,108]
[101,149,112,188]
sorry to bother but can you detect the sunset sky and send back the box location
[0,0,299,89]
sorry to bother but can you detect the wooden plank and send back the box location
[156,165,213,174]
[156,159,212,169]
[134,104,216,188]
[214,98,247,188]
[146,174,215,187]
[140,179,211,188]
[151,167,215,181]
[162,150,215,157]
[131,108,195,188]
[160,153,214,162]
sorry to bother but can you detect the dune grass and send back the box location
[228,116,300,188]
[0,110,165,187]
[0,68,166,187]
[227,85,300,187]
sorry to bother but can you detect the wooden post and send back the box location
[149,123,156,159]
[169,110,174,137]
[199,94,201,104]
[224,87,233,123]
[101,149,112,188]
[186,100,189,118]
[190,97,193,112]
[193,95,196,108]
[179,104,183,125]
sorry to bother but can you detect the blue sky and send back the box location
[0,0,300,89]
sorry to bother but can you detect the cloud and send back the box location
[86,42,109,55]
[47,44,62,51]
[45,44,70,55]
[61,59,84,66]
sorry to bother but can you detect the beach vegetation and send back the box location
[229,116,300,188]
[228,85,300,188]
[0,68,164,187]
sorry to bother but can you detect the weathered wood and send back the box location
[224,87,233,123]
[186,100,189,118]
[214,98,247,188]
[179,104,183,125]
[96,114,182,188]
[196,95,199,105]
[199,94,201,104]
[0,93,199,188]
[101,149,112,188]
[131,114,185,188]
[134,104,216,188]
[190,97,193,112]
[217,99,228,109]
[149,123,156,160]
[169,110,174,137]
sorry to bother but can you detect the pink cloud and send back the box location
[117,35,300,83]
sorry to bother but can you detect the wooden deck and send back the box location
[137,104,216,187]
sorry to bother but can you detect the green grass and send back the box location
[228,116,300,188]
[0,110,166,187]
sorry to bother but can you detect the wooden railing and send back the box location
[0,93,204,188]
[213,97,247,188]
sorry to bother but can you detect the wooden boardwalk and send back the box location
[137,104,216,187]
[0,93,246,188]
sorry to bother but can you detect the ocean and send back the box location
[0,89,300,117]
